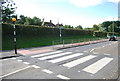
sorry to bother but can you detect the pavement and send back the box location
[0,38,109,59]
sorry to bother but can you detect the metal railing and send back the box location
[52,38,108,50]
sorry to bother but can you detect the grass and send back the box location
[2,35,106,50]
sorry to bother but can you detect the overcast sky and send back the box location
[13,0,119,27]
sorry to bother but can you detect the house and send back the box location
[41,19,55,27]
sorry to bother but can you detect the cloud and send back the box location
[107,0,119,3]
[69,0,119,8]
[69,0,103,8]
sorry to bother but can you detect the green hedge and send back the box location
[2,24,94,37]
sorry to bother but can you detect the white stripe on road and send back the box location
[17,60,22,62]
[32,65,40,69]
[49,53,83,63]
[23,62,30,65]
[42,69,53,74]
[63,55,97,68]
[0,66,31,78]
[57,74,70,80]
[83,57,113,74]
[38,52,72,60]
[31,51,62,58]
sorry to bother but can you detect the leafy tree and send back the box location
[101,21,112,32]
[16,15,27,24]
[1,0,17,23]
[33,16,41,25]
[75,25,83,29]
[24,17,34,25]
[92,24,100,31]
[63,25,73,28]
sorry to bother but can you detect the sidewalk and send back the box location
[1,39,109,59]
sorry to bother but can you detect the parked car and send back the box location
[109,35,117,41]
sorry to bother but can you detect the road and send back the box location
[1,40,119,80]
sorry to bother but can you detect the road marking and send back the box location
[93,52,99,54]
[38,52,72,60]
[63,55,97,68]
[49,53,83,63]
[0,66,31,78]
[17,60,22,62]
[23,62,30,65]
[31,51,62,58]
[90,49,95,52]
[83,57,113,74]
[11,58,16,59]
[42,69,53,74]
[57,74,70,80]
[78,71,81,72]
[32,65,40,69]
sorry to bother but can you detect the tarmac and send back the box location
[0,39,109,59]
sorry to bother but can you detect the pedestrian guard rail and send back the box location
[52,38,109,50]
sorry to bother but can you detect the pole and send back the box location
[13,23,17,54]
[13,20,17,54]
[60,29,61,42]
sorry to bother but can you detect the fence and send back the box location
[52,38,108,50]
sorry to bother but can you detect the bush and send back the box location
[2,24,94,37]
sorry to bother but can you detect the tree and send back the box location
[92,24,100,31]
[63,25,73,28]
[1,0,17,23]
[16,15,27,24]
[33,16,41,25]
[75,25,83,29]
[24,17,34,25]
[101,21,112,32]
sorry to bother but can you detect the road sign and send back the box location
[59,27,62,30]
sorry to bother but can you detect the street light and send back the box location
[12,17,17,54]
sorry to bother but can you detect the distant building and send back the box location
[41,19,55,27]
[56,23,63,27]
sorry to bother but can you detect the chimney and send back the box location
[50,20,52,23]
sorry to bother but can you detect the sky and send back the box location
[13,0,119,28]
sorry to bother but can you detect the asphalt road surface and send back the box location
[1,40,119,80]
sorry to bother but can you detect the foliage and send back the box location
[1,0,17,23]
[16,15,41,25]
[92,24,100,31]
[63,25,73,28]
[75,25,83,29]
[101,21,120,33]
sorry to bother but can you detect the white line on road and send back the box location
[63,55,97,68]
[38,52,72,60]
[49,53,83,63]
[83,57,113,74]
[0,66,31,78]
[23,62,30,65]
[11,58,16,59]
[57,74,70,80]
[32,65,40,69]
[17,60,22,62]
[42,69,53,74]
[31,51,62,58]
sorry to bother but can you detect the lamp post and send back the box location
[12,18,17,54]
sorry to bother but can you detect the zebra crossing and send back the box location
[30,50,114,74]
